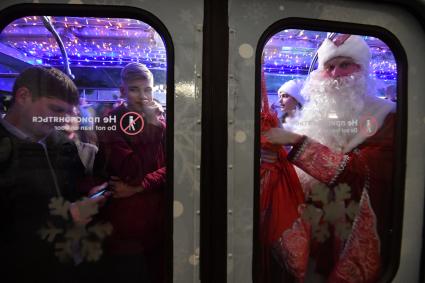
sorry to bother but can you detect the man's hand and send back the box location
[70,185,107,226]
[263,128,302,145]
[109,176,143,199]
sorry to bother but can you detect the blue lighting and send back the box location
[264,30,396,80]
[0,16,167,69]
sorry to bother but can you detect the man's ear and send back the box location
[14,87,32,106]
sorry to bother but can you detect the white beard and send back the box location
[286,70,374,153]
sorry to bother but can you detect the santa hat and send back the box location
[317,35,371,71]
[278,79,305,105]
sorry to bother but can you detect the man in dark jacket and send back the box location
[0,66,106,283]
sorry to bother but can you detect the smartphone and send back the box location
[89,186,109,199]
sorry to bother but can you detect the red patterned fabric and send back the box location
[287,113,396,282]
[290,137,347,185]
[272,218,311,281]
[328,190,381,283]
[260,70,309,282]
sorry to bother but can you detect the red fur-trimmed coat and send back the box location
[94,105,166,255]
[287,113,396,283]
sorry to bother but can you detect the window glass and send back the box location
[259,29,398,283]
[0,15,168,283]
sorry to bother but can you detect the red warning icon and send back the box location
[359,115,378,137]
[120,112,144,135]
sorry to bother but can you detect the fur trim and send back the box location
[278,79,305,105]
[317,35,371,71]
[343,96,395,153]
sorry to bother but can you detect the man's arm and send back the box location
[140,166,166,192]
[109,167,166,198]
[287,136,361,187]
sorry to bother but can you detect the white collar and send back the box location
[343,96,395,153]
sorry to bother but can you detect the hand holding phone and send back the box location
[109,176,143,199]
[87,182,112,205]
[89,186,110,199]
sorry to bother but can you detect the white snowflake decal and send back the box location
[88,222,113,239]
[81,239,103,262]
[334,221,352,240]
[64,225,88,242]
[346,201,359,220]
[300,204,323,230]
[54,241,73,262]
[323,201,345,224]
[314,223,330,242]
[39,196,113,263]
[310,182,329,204]
[174,82,201,186]
[49,197,71,220]
[334,183,351,202]
[303,182,361,242]
[38,222,63,243]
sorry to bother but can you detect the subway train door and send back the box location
[0,0,424,283]
[226,0,425,283]
[0,1,204,283]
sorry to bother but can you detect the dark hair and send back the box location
[12,66,79,105]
